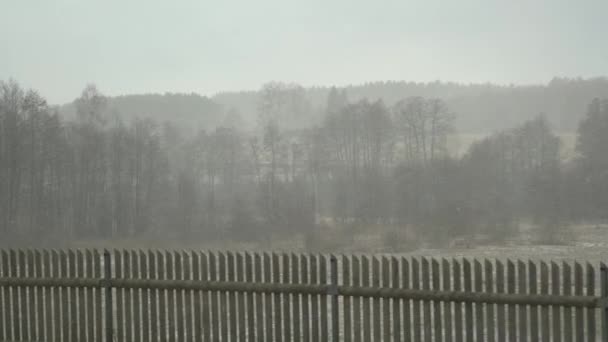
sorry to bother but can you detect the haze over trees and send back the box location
[1,78,608,250]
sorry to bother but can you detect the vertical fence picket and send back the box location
[75,250,86,342]
[529,261,539,341]
[59,250,69,342]
[431,259,441,342]
[484,260,495,342]
[114,250,123,342]
[601,263,608,342]
[179,251,190,342]
[245,253,256,342]
[421,257,431,342]
[319,254,329,342]
[124,250,134,342]
[343,255,352,342]
[25,250,35,341]
[586,263,596,342]
[352,255,362,342]
[507,260,517,342]
[157,250,168,342]
[474,260,483,342]
[383,256,392,342]
[442,259,452,342]
[140,251,149,342]
[563,262,573,341]
[149,251,159,342]
[190,252,201,342]
[67,250,77,342]
[301,254,310,342]
[263,253,273,342]
[0,250,5,341]
[391,257,401,342]
[200,252,210,342]
[35,250,46,342]
[236,253,246,342]
[496,260,506,342]
[361,255,371,341]
[540,261,550,342]
[254,253,264,342]
[452,259,462,342]
[132,250,143,342]
[227,252,237,340]
[174,251,185,342]
[217,252,228,342]
[9,249,19,342]
[51,250,60,342]
[94,250,102,342]
[14,250,23,342]
[271,253,282,342]
[551,262,560,342]
[373,256,382,342]
[575,262,584,341]
[291,253,301,342]
[463,259,473,342]
[282,253,292,342]
[517,261,528,342]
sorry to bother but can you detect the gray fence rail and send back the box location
[0,249,607,341]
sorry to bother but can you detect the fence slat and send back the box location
[391,257,401,342]
[411,258,423,342]
[140,251,150,342]
[373,257,382,342]
[529,261,539,341]
[474,260,483,342]
[245,253,256,342]
[575,262,584,341]
[343,255,352,342]
[507,260,517,342]
[200,252,210,342]
[586,263,596,342]
[361,255,372,342]
[148,251,159,342]
[551,262,560,342]
[484,260,495,342]
[421,257,432,342]
[431,259,441,342]
[59,250,69,342]
[319,254,329,342]
[282,253,292,342]
[227,252,237,340]
[263,253,273,342]
[352,255,362,342]
[300,254,310,342]
[496,260,506,342]
[442,259,453,342]
[237,253,246,342]
[462,258,473,342]
[452,259,462,342]
[540,261,550,342]
[517,261,528,342]
[291,253,301,342]
[563,261,573,341]
[383,256,392,342]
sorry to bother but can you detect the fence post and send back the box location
[104,250,114,342]
[601,263,608,341]
[330,255,339,342]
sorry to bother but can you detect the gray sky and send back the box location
[2,0,607,104]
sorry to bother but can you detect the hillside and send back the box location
[214,77,608,133]
[59,92,226,134]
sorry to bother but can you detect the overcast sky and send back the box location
[2,0,607,104]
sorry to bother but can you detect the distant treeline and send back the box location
[1,80,607,247]
[60,77,608,134]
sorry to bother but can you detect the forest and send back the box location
[1,78,607,250]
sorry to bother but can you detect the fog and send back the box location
[1,1,608,253]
